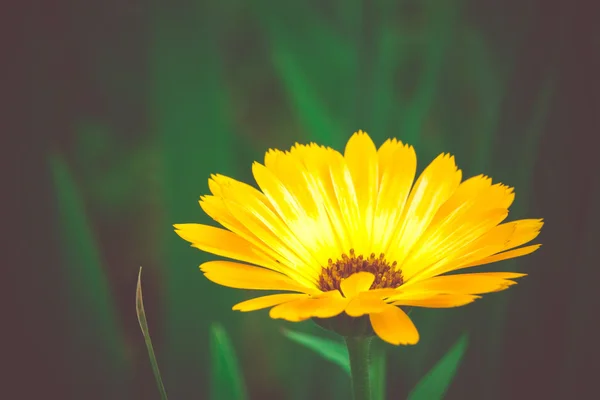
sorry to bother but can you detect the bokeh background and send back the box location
[11,0,600,399]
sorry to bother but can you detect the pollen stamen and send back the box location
[317,249,403,292]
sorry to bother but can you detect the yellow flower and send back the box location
[174,131,543,345]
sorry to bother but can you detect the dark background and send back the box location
[8,0,600,398]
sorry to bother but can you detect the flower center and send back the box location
[317,249,404,292]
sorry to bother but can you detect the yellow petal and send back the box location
[369,305,419,345]
[431,174,492,223]
[300,145,353,252]
[400,176,519,282]
[200,261,317,293]
[376,138,404,172]
[173,223,278,269]
[232,293,309,311]
[427,219,543,277]
[399,272,526,295]
[209,173,276,213]
[358,288,400,299]
[461,244,542,269]
[373,141,416,254]
[252,161,306,223]
[401,208,509,281]
[386,153,462,265]
[345,296,387,317]
[391,293,481,308]
[504,219,544,250]
[199,196,316,287]
[199,195,253,236]
[402,211,517,282]
[310,292,350,318]
[329,151,364,253]
[269,293,348,321]
[268,298,314,322]
[223,198,320,285]
[344,131,378,248]
[340,272,375,298]
[253,156,340,266]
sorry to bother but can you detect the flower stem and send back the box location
[345,336,373,400]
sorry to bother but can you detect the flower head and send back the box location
[175,131,543,345]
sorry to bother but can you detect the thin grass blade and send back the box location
[282,329,351,375]
[136,267,168,400]
[210,323,248,400]
[408,333,469,400]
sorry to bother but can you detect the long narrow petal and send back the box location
[386,153,462,265]
[369,305,419,345]
[174,223,279,270]
[461,245,542,269]
[399,272,527,295]
[200,261,318,293]
[329,151,364,253]
[208,173,274,212]
[233,293,309,311]
[373,141,416,254]
[223,198,321,285]
[401,208,508,281]
[405,217,537,281]
[345,131,378,250]
[253,156,339,266]
[391,293,481,308]
[200,196,317,288]
[430,174,493,223]
[504,219,544,249]
[295,144,353,252]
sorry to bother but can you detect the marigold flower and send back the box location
[175,131,543,345]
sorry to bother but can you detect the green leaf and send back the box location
[50,153,129,397]
[136,268,168,400]
[210,323,248,400]
[282,329,351,375]
[408,333,469,400]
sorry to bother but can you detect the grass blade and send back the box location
[50,153,129,397]
[282,329,351,375]
[408,333,469,400]
[210,323,248,400]
[136,267,168,400]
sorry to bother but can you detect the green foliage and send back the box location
[210,323,249,400]
[282,329,351,375]
[50,154,129,397]
[136,268,169,400]
[408,334,469,400]
[151,3,239,397]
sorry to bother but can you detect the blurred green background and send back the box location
[11,0,600,399]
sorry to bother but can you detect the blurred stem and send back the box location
[345,336,373,400]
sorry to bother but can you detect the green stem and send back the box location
[345,336,373,400]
